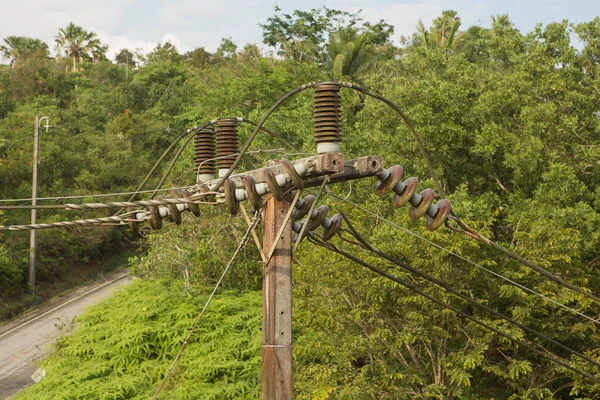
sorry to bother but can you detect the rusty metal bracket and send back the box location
[303,155,383,188]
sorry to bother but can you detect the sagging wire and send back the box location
[307,233,600,386]
[445,215,600,305]
[330,209,600,371]
[117,121,216,214]
[0,193,219,211]
[0,213,149,231]
[345,83,446,199]
[0,186,196,204]
[328,193,600,326]
[152,210,261,399]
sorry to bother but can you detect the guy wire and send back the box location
[327,193,600,326]
[308,234,600,386]
[152,210,261,399]
[332,213,600,370]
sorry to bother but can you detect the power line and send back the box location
[0,186,196,204]
[308,234,600,386]
[332,215,600,370]
[328,193,600,326]
[211,83,318,192]
[0,193,218,211]
[152,210,261,399]
[446,215,600,305]
[0,213,148,231]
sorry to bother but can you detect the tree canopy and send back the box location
[3,10,600,399]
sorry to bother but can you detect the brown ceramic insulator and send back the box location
[322,214,343,241]
[244,175,262,211]
[426,199,452,231]
[314,83,342,145]
[376,165,404,196]
[223,178,239,216]
[392,177,419,209]
[307,205,329,231]
[281,158,304,190]
[181,189,200,217]
[167,195,182,225]
[292,194,315,221]
[193,128,216,175]
[215,119,239,170]
[409,189,435,220]
[264,168,284,202]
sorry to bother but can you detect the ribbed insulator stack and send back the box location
[314,83,342,153]
[194,127,216,178]
[215,118,239,175]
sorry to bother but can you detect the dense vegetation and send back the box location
[3,7,600,398]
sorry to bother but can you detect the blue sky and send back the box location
[1,0,598,59]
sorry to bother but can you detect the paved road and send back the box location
[0,272,132,399]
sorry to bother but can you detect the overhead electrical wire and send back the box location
[327,193,600,325]
[211,83,317,191]
[446,215,600,304]
[0,193,219,211]
[152,210,261,399]
[0,186,196,204]
[307,234,600,386]
[330,209,600,370]
[0,213,147,231]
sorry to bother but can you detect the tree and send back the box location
[214,38,238,59]
[0,36,49,66]
[185,47,212,69]
[415,10,462,57]
[260,6,361,62]
[327,28,375,82]
[115,48,136,68]
[55,23,107,72]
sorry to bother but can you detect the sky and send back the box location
[0,0,598,59]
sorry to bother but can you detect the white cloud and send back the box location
[332,2,450,41]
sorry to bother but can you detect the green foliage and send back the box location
[0,36,49,66]
[3,7,600,399]
[55,22,108,72]
[15,279,262,400]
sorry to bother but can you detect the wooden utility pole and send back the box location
[262,193,293,399]
[29,116,40,294]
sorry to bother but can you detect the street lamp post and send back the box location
[29,115,50,295]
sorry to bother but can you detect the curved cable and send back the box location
[309,234,600,386]
[211,83,317,191]
[333,215,600,370]
[344,83,446,199]
[123,124,209,204]
[0,186,196,204]
[446,215,600,305]
[328,193,600,325]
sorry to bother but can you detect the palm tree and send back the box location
[0,36,49,66]
[55,23,106,72]
[327,28,376,83]
[416,10,462,56]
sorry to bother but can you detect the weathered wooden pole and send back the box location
[262,193,293,399]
